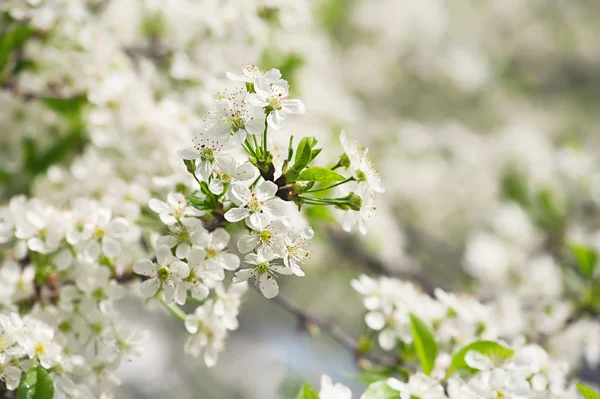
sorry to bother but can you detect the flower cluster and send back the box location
[0,196,148,397]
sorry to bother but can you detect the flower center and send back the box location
[157,265,170,281]
[255,262,270,274]
[207,248,219,258]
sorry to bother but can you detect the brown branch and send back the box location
[269,291,404,368]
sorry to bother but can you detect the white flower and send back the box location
[233,253,293,298]
[194,228,240,271]
[319,375,352,399]
[249,79,305,129]
[156,217,207,259]
[281,226,313,277]
[236,219,289,259]
[208,156,258,195]
[184,302,227,367]
[226,64,283,85]
[213,282,248,330]
[0,353,21,390]
[177,131,234,180]
[340,183,376,235]
[340,131,385,193]
[387,374,446,399]
[82,207,130,260]
[208,88,265,143]
[133,245,190,304]
[14,200,65,254]
[225,181,287,229]
[19,317,62,369]
[148,192,204,226]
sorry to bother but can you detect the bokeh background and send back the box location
[3,0,600,397]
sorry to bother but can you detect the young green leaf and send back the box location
[576,383,600,399]
[0,25,35,72]
[569,243,598,278]
[409,313,438,376]
[360,380,397,399]
[295,382,319,399]
[17,366,54,399]
[297,167,345,184]
[446,340,514,377]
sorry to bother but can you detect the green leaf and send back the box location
[409,313,438,376]
[297,167,345,184]
[40,95,88,133]
[577,383,600,399]
[360,380,397,399]
[569,243,598,278]
[0,24,35,72]
[286,137,321,181]
[295,382,319,399]
[447,340,514,377]
[185,195,214,211]
[17,366,54,399]
[353,366,409,385]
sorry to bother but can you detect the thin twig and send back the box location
[269,292,402,368]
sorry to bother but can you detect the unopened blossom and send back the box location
[133,245,190,304]
[233,253,293,298]
[249,79,305,129]
[225,181,287,229]
[340,131,385,193]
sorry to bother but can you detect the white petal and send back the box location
[365,312,386,330]
[102,237,121,258]
[270,265,294,275]
[107,217,129,236]
[133,259,155,276]
[267,109,285,130]
[209,179,224,195]
[282,99,305,115]
[263,199,287,219]
[228,183,251,206]
[177,148,200,160]
[156,245,173,265]
[244,118,265,136]
[140,278,160,298]
[234,163,257,182]
[175,242,191,259]
[237,235,258,253]
[204,346,218,368]
[219,253,240,271]
[148,198,170,214]
[155,236,177,248]
[163,282,175,303]
[159,214,178,226]
[247,212,269,230]
[211,228,230,250]
[187,248,206,268]
[191,283,209,300]
[232,268,253,283]
[175,283,187,305]
[195,160,213,181]
[171,261,190,279]
[224,207,250,223]
[258,274,279,298]
[257,181,278,199]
